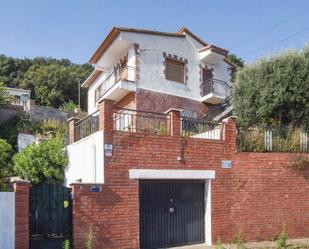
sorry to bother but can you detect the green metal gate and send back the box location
[29,184,72,247]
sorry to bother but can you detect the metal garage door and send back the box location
[140,180,205,249]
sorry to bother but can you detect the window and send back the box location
[165,58,185,83]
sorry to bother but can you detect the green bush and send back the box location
[277,225,288,249]
[59,100,77,113]
[233,230,247,249]
[63,239,70,249]
[13,135,68,184]
[0,139,13,189]
[215,237,226,249]
[86,225,95,249]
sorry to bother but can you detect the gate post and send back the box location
[13,180,30,249]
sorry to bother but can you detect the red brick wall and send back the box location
[71,109,309,249]
[13,180,30,249]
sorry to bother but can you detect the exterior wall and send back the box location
[65,130,104,186]
[0,192,15,249]
[136,88,209,115]
[70,107,309,249]
[87,31,232,114]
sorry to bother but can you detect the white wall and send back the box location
[0,192,15,249]
[65,130,104,186]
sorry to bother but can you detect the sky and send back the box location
[0,0,308,64]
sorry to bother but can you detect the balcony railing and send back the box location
[95,65,135,102]
[113,108,171,135]
[200,78,231,98]
[181,117,223,140]
[75,110,99,141]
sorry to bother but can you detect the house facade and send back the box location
[66,27,309,249]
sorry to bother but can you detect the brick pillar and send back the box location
[222,116,237,154]
[68,117,79,144]
[98,99,115,143]
[167,109,181,137]
[13,180,30,249]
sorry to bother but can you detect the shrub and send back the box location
[63,239,70,249]
[0,139,13,189]
[59,100,77,113]
[86,225,95,249]
[13,135,68,184]
[276,225,288,249]
[233,229,246,249]
[215,237,226,249]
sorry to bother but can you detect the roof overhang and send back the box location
[199,45,229,64]
[81,69,103,88]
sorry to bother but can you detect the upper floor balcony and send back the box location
[95,65,136,103]
[200,78,231,104]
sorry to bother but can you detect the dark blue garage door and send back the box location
[140,180,205,249]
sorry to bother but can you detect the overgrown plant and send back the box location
[215,237,226,249]
[233,229,246,249]
[0,139,13,190]
[63,239,70,249]
[13,135,68,184]
[288,154,309,171]
[276,225,288,249]
[86,225,95,249]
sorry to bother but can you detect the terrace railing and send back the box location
[200,78,231,98]
[113,108,171,136]
[95,65,135,101]
[237,125,309,152]
[181,117,223,140]
[75,110,99,141]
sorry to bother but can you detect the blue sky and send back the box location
[0,0,308,64]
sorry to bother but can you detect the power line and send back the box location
[238,25,309,56]
[230,5,309,49]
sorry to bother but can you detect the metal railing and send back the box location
[202,96,232,121]
[181,117,223,140]
[75,110,99,141]
[200,78,231,98]
[113,108,171,135]
[237,125,309,152]
[95,65,135,101]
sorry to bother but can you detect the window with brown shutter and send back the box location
[165,58,185,83]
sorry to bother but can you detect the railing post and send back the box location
[99,99,115,143]
[13,180,30,249]
[166,109,181,137]
[67,117,80,144]
[223,116,237,154]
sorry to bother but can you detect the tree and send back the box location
[59,100,77,113]
[227,53,244,82]
[0,139,12,189]
[0,81,13,106]
[233,46,309,126]
[0,55,93,109]
[13,135,68,184]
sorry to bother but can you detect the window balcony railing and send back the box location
[95,65,135,102]
[113,108,171,136]
[200,78,231,98]
[75,110,99,141]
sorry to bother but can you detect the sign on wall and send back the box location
[104,144,113,157]
[221,160,232,169]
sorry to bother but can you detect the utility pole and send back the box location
[78,79,81,110]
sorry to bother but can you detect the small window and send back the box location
[165,58,185,83]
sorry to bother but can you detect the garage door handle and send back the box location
[169,207,175,213]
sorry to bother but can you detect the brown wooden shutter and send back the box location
[165,59,185,83]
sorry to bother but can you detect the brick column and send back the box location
[13,180,30,249]
[98,99,115,143]
[222,116,237,154]
[68,117,79,144]
[167,109,181,137]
